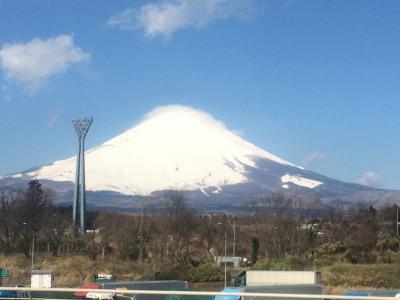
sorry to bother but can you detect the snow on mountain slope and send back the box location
[16,105,306,196]
[281,174,322,189]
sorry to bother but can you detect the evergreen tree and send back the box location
[251,238,259,265]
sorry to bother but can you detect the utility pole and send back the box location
[233,216,236,257]
[397,206,399,237]
[397,206,399,253]
[224,228,227,288]
[216,222,227,288]
[31,231,35,271]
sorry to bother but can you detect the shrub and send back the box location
[321,262,400,288]
[312,242,347,267]
[252,255,310,271]
[157,264,191,281]
[187,263,224,282]
[344,248,376,264]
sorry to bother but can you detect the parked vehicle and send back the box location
[234,270,321,287]
[0,290,17,298]
[73,283,101,299]
[86,292,115,300]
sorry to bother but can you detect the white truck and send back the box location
[232,270,323,300]
[234,270,320,286]
[243,270,321,286]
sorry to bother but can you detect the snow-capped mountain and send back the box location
[1,105,399,211]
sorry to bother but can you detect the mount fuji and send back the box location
[1,105,399,211]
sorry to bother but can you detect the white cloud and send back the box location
[107,0,259,39]
[357,171,382,188]
[232,129,243,136]
[302,152,326,168]
[143,104,227,130]
[0,35,90,93]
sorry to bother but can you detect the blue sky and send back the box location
[0,0,399,189]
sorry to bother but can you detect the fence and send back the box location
[0,287,399,300]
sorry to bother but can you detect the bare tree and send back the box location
[165,191,197,264]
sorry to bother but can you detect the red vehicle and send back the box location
[73,283,101,298]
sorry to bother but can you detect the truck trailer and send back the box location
[234,271,321,287]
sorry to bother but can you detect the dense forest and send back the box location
[1,180,400,288]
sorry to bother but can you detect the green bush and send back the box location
[157,263,225,282]
[187,263,224,282]
[344,248,377,264]
[157,264,191,281]
[252,255,310,271]
[311,242,347,267]
[314,242,347,256]
[377,237,400,252]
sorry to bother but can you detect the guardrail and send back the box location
[0,287,398,300]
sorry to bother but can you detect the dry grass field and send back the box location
[1,253,400,293]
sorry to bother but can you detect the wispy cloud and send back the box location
[357,171,382,188]
[107,0,259,39]
[0,35,90,93]
[283,0,295,11]
[47,107,62,128]
[0,83,11,103]
[302,152,326,168]
[108,8,137,30]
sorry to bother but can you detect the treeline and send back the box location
[1,180,399,268]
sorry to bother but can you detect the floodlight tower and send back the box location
[72,117,93,233]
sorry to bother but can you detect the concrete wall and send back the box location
[242,284,323,300]
[246,271,320,286]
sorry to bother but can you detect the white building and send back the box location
[215,256,243,268]
[31,270,53,288]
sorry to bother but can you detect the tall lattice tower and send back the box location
[72,117,93,233]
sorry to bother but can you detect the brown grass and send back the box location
[2,253,400,294]
[0,254,154,287]
[320,261,400,290]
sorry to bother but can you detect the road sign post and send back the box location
[0,268,10,286]
[0,268,10,277]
